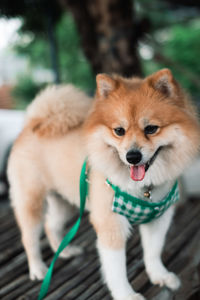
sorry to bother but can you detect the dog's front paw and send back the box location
[127,293,146,300]
[150,271,181,290]
[118,293,146,300]
[29,262,48,280]
[59,245,83,259]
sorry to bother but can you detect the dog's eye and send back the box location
[144,125,159,135]
[114,127,126,136]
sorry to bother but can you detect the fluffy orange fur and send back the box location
[85,70,199,148]
[26,84,93,138]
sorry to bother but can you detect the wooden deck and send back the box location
[0,197,200,300]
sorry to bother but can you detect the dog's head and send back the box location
[85,69,200,186]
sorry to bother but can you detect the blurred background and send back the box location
[0,0,200,198]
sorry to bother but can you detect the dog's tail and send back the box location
[25,84,93,138]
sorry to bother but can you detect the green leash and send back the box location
[38,159,88,300]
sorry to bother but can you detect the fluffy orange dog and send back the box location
[8,69,200,300]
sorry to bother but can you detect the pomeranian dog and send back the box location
[8,69,200,300]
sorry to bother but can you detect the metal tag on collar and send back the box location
[144,189,152,200]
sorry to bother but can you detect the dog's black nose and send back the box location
[126,150,142,164]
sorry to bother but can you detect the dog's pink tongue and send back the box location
[130,165,145,181]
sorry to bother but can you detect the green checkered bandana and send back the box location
[106,179,180,225]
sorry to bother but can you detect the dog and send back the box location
[7,69,200,300]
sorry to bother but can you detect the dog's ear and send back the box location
[147,69,179,98]
[96,74,117,99]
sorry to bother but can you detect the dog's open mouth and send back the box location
[130,147,162,181]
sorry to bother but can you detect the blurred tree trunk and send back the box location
[60,0,143,77]
[46,5,61,84]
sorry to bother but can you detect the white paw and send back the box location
[128,293,146,300]
[29,262,48,280]
[150,272,181,290]
[59,245,83,259]
[118,294,146,300]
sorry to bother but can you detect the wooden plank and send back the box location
[5,217,95,299]
[46,257,99,300]
[0,198,199,300]
[20,233,97,299]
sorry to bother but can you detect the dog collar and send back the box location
[106,179,180,224]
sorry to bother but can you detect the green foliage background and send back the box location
[163,21,200,97]
[11,1,200,108]
[143,20,200,98]
[12,13,95,108]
